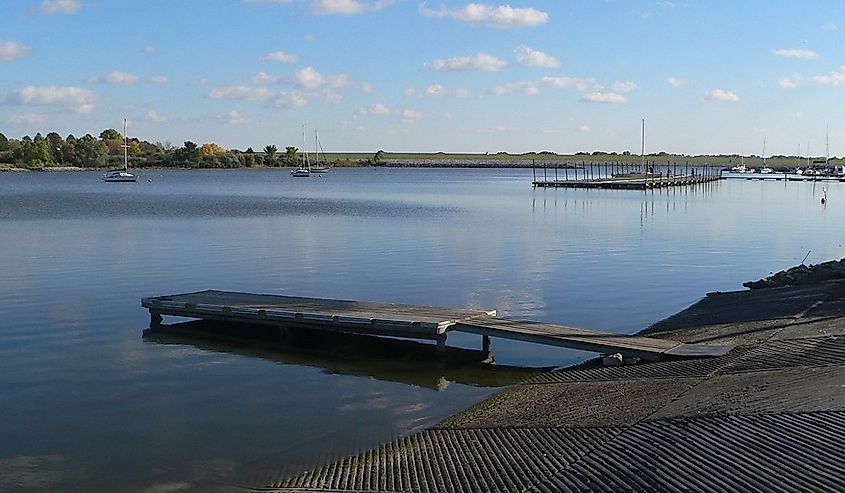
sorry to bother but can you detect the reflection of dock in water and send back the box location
[143,320,546,391]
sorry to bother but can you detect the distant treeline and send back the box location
[0,129,380,170]
[0,129,838,170]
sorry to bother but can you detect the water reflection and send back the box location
[143,320,547,391]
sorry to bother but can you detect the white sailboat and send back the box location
[759,138,773,174]
[310,131,329,173]
[731,155,749,173]
[290,126,310,177]
[102,118,137,182]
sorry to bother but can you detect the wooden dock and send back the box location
[142,290,731,361]
[533,173,721,190]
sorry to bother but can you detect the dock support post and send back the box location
[481,335,494,364]
[436,333,447,351]
[150,311,162,328]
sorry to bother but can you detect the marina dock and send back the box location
[533,173,721,190]
[531,161,722,190]
[142,290,731,361]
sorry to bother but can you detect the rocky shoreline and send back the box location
[743,257,845,289]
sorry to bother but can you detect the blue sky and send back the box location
[3,0,845,155]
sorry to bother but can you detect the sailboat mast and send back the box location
[826,125,830,165]
[640,118,645,172]
[762,138,766,166]
[123,118,128,172]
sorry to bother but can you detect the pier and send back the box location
[531,161,722,190]
[142,290,731,361]
[722,171,845,182]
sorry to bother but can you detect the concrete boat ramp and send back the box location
[141,290,731,362]
[254,281,845,493]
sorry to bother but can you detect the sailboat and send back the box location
[759,138,773,174]
[290,126,310,177]
[310,131,329,173]
[730,155,749,173]
[102,118,138,182]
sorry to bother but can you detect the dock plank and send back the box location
[453,318,732,361]
[142,290,496,336]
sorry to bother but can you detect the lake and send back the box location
[1,168,842,492]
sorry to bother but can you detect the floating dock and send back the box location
[533,173,720,190]
[142,290,731,361]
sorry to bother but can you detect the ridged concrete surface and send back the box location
[531,412,845,493]
[265,427,621,493]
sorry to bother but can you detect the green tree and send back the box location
[284,146,298,165]
[73,134,108,167]
[15,135,53,167]
[0,132,9,152]
[263,145,277,166]
[99,128,122,141]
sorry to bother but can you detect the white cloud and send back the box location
[144,110,168,124]
[429,53,507,72]
[309,0,395,15]
[612,81,639,93]
[150,75,169,84]
[226,110,249,124]
[359,103,390,115]
[778,75,801,89]
[540,76,594,90]
[270,92,307,108]
[361,82,375,93]
[251,71,278,84]
[139,46,155,54]
[400,109,421,124]
[260,50,299,63]
[666,76,684,87]
[419,3,549,28]
[8,113,49,126]
[40,0,81,14]
[209,86,273,100]
[106,71,138,85]
[89,71,139,85]
[2,85,97,113]
[812,66,845,86]
[425,84,444,97]
[514,45,559,68]
[294,66,350,89]
[576,124,590,133]
[703,89,740,102]
[580,92,627,104]
[492,76,594,96]
[0,41,32,62]
[773,48,818,59]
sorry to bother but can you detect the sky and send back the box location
[3,0,845,156]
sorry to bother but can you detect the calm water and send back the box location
[1,168,842,492]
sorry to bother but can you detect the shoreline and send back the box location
[267,260,845,492]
